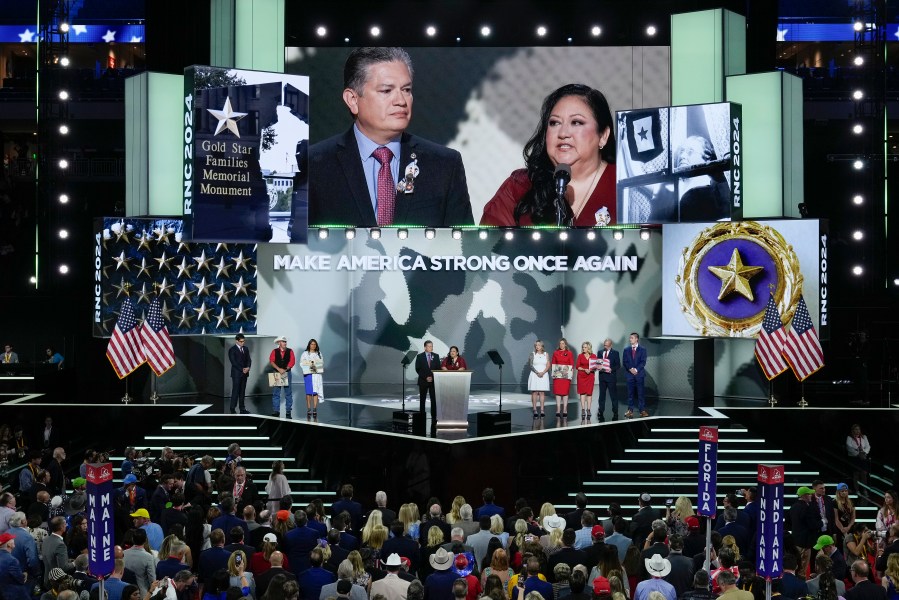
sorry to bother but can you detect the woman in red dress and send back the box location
[576,341,597,420]
[442,346,468,370]
[551,338,574,418]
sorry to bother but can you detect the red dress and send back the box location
[576,353,597,395]
[441,356,467,370]
[551,349,574,396]
[480,164,617,226]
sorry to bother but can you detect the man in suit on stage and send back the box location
[228,334,251,414]
[309,47,474,227]
[597,338,620,421]
[415,340,441,420]
[622,332,648,418]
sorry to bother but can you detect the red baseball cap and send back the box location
[0,532,15,545]
[685,516,700,530]
[593,577,611,596]
[591,525,606,539]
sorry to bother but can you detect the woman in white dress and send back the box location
[527,339,550,418]
[265,460,290,516]
[300,339,324,418]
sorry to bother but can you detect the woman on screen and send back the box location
[300,339,324,418]
[576,341,597,419]
[527,339,550,419]
[480,84,616,227]
[551,338,574,419]
[441,346,467,370]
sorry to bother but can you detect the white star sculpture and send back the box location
[18,29,35,43]
[776,28,788,42]
[130,36,142,43]
[72,25,87,35]
[207,97,247,138]
[102,29,116,43]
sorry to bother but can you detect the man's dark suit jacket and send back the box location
[630,506,659,542]
[198,546,231,584]
[228,343,251,378]
[332,498,364,534]
[547,547,588,582]
[788,499,821,548]
[415,352,442,387]
[256,567,297,597]
[418,517,451,547]
[285,525,321,575]
[845,579,888,600]
[382,534,420,575]
[308,129,474,227]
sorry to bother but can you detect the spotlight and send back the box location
[369,227,381,240]
[29,276,37,284]
[58,229,69,239]
[397,228,409,240]
[613,230,624,241]
[591,25,601,37]
[853,21,864,32]
[424,228,436,240]
[852,89,864,100]
[59,124,69,135]
[452,228,462,240]
[58,159,68,169]
[425,25,437,37]
[60,22,69,32]
[59,56,70,67]
[345,228,356,240]
[853,159,864,170]
[640,229,651,240]
[480,25,491,37]
[532,230,541,240]
[59,194,69,204]
[894,278,899,286]
[58,264,69,274]
[852,230,864,241]
[852,124,863,134]
[504,230,514,240]
[316,26,327,37]
[478,230,488,240]
[853,195,864,205]
[318,228,329,239]
[536,26,547,37]
[854,56,864,66]
[852,265,863,276]
[559,231,569,241]
[646,25,657,36]
[586,230,596,240]
[370,26,381,37]
[58,90,69,100]
[344,37,350,43]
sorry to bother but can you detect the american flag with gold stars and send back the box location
[93,217,257,337]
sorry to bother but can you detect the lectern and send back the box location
[432,370,471,429]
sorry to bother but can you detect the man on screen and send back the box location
[622,332,647,418]
[415,341,441,420]
[309,47,474,227]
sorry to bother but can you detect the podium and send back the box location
[433,370,471,429]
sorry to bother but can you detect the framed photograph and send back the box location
[268,372,288,387]
[300,357,324,375]
[551,364,572,379]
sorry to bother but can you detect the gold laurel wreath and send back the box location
[674,221,803,337]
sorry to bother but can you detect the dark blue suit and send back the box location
[198,546,231,584]
[415,351,442,418]
[596,347,620,417]
[308,128,474,228]
[285,525,320,576]
[211,513,251,543]
[622,344,647,412]
[228,342,251,412]
[0,549,30,600]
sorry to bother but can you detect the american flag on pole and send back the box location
[141,297,176,376]
[783,295,825,381]
[106,299,145,378]
[755,293,789,380]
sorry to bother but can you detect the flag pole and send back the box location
[768,379,777,407]
[148,284,160,405]
[121,374,132,404]
[798,380,808,408]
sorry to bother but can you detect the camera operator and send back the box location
[876,524,899,575]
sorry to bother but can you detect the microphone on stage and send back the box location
[554,164,571,199]
[553,164,572,226]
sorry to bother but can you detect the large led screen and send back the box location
[662,220,828,339]
[182,66,310,244]
[285,46,670,228]
[256,229,662,390]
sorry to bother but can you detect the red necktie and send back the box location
[373,147,395,225]
[632,348,636,359]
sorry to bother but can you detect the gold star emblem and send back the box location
[113,222,131,244]
[176,307,194,329]
[193,249,213,273]
[112,251,132,272]
[177,241,191,254]
[231,275,251,297]
[193,275,214,297]
[134,282,153,305]
[707,248,764,301]
[156,277,174,298]
[214,307,232,329]
[154,227,172,246]
[154,250,174,272]
[135,257,153,279]
[175,256,195,279]
[159,300,174,322]
[194,302,213,324]
[213,256,232,279]
[233,300,253,323]
[175,282,194,305]
[214,283,232,305]
[231,250,251,272]
[136,231,154,253]
[112,278,131,298]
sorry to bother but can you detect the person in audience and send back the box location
[123,528,156,596]
[877,491,898,550]
[715,570,752,600]
[846,424,872,491]
[834,483,856,549]
[807,554,846,598]
[846,560,886,600]
[635,555,676,600]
